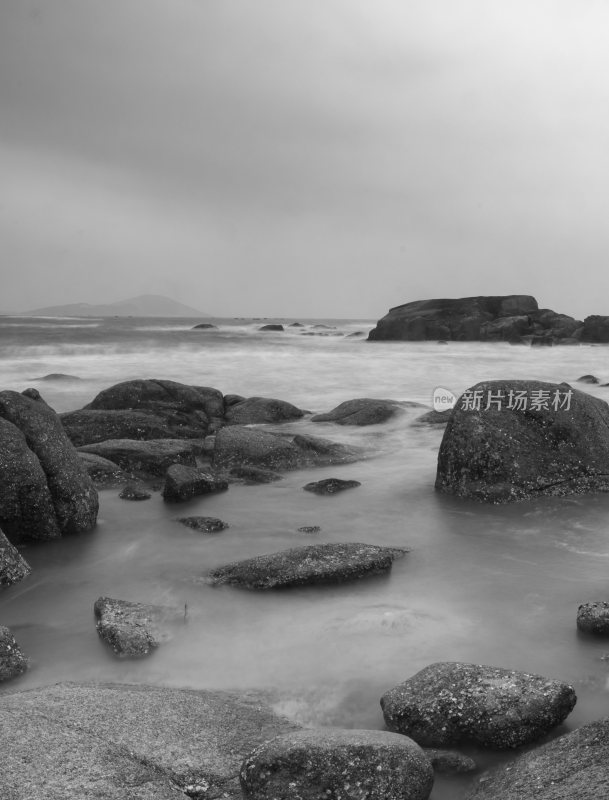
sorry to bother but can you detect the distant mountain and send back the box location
[21,294,208,318]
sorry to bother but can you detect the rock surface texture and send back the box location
[576,602,609,634]
[311,398,405,425]
[435,380,609,502]
[0,626,28,681]
[240,728,434,800]
[303,478,362,495]
[78,438,203,477]
[224,396,305,425]
[162,464,228,502]
[94,597,184,657]
[208,543,406,589]
[0,682,299,800]
[0,528,31,586]
[381,662,576,749]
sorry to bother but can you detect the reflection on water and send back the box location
[2,318,609,798]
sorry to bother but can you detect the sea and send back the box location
[2,314,609,798]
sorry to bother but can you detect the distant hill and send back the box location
[21,294,208,318]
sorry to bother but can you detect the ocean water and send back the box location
[2,315,609,797]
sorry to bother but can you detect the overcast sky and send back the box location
[2,1,609,318]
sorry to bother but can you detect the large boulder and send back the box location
[311,398,405,426]
[240,728,434,800]
[0,626,28,681]
[0,389,98,540]
[208,543,407,589]
[78,439,204,477]
[380,662,576,749]
[582,315,609,343]
[576,601,609,634]
[61,408,205,446]
[162,464,228,502]
[435,380,609,502]
[0,528,31,586]
[224,396,305,425]
[94,597,184,657]
[465,717,609,800]
[0,682,299,800]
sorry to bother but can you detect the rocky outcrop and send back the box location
[0,682,299,799]
[224,396,305,425]
[94,597,184,657]
[259,324,284,331]
[240,728,434,800]
[0,389,98,541]
[0,626,28,681]
[435,380,609,502]
[582,315,609,343]
[312,398,405,425]
[162,464,228,502]
[78,438,204,477]
[303,478,361,495]
[78,452,128,486]
[208,543,407,589]
[178,516,229,533]
[61,408,204,446]
[465,717,609,799]
[577,601,609,634]
[229,465,283,484]
[381,662,576,749]
[0,528,31,586]
[368,295,585,343]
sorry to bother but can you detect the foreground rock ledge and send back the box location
[240,728,434,800]
[381,662,576,749]
[435,380,609,502]
[0,682,299,800]
[208,543,407,589]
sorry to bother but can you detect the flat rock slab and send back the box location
[162,464,228,502]
[303,478,361,495]
[311,398,406,426]
[78,439,204,477]
[577,601,609,634]
[0,626,28,681]
[240,728,434,800]
[0,682,299,800]
[381,662,576,749]
[208,543,407,589]
[94,597,185,657]
[465,717,609,799]
[178,516,229,533]
[0,529,31,586]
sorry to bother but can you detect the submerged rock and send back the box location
[118,481,151,501]
[577,374,600,384]
[208,543,407,589]
[94,596,184,657]
[312,398,404,426]
[78,438,203,477]
[465,717,609,799]
[34,373,82,382]
[303,478,362,495]
[381,662,576,749]
[178,516,229,533]
[0,626,28,681]
[424,749,476,774]
[240,728,434,800]
[0,682,299,799]
[192,322,217,329]
[259,324,284,331]
[577,601,609,634]
[0,528,31,586]
[162,464,228,502]
[413,409,452,426]
[297,525,321,534]
[436,380,609,502]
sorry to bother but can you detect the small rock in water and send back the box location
[118,481,151,501]
[192,322,217,329]
[258,324,284,331]
[577,374,600,384]
[577,601,609,634]
[297,525,321,534]
[0,528,31,586]
[162,463,228,502]
[178,516,229,533]
[303,478,361,495]
[94,596,183,657]
[34,373,82,381]
[229,465,283,484]
[0,626,28,681]
[424,748,477,774]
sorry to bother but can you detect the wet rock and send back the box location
[288,322,305,327]
[78,438,203,477]
[303,478,361,495]
[78,452,128,486]
[464,717,609,799]
[162,464,228,502]
[297,525,320,534]
[229,465,283,484]
[192,322,217,329]
[435,379,609,502]
[34,373,82,381]
[312,398,405,426]
[531,335,554,346]
[118,481,151,501]
[424,749,477,774]
[0,389,98,540]
[259,324,284,331]
[577,601,609,634]
[178,516,229,533]
[240,728,434,800]
[290,433,361,466]
[224,396,305,425]
[0,528,31,586]
[0,626,28,681]
[0,682,299,799]
[208,543,406,589]
[582,315,609,343]
[577,374,600,384]
[61,408,205,446]
[224,394,246,407]
[346,331,365,337]
[381,662,576,749]
[414,409,452,426]
[94,596,184,657]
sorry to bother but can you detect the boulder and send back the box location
[78,439,204,477]
[0,682,299,799]
[464,717,609,800]
[94,596,184,657]
[224,396,305,425]
[0,626,28,681]
[192,322,217,329]
[582,315,609,343]
[34,373,82,381]
[288,322,304,327]
[224,394,246,407]
[178,516,229,533]
[213,427,300,471]
[435,380,609,502]
[312,398,404,426]
[78,452,128,486]
[577,601,609,634]
[424,749,476,774]
[297,525,320,534]
[240,728,434,800]
[229,465,283,484]
[259,324,284,331]
[118,481,151,501]
[577,374,600,384]
[61,408,205,446]
[0,528,31,586]
[303,478,361,495]
[413,409,451,426]
[380,662,576,749]
[208,543,407,589]
[290,434,362,466]
[162,464,228,502]
[0,389,98,540]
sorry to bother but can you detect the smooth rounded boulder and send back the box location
[240,728,434,800]
[435,380,609,502]
[224,396,305,425]
[381,662,576,749]
[312,398,405,426]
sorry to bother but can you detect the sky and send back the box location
[2,0,609,318]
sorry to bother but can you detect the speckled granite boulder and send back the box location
[0,626,28,681]
[94,597,184,657]
[240,728,433,800]
[0,528,31,586]
[577,601,609,634]
[381,662,576,749]
[162,464,228,502]
[224,396,305,425]
[312,398,405,426]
